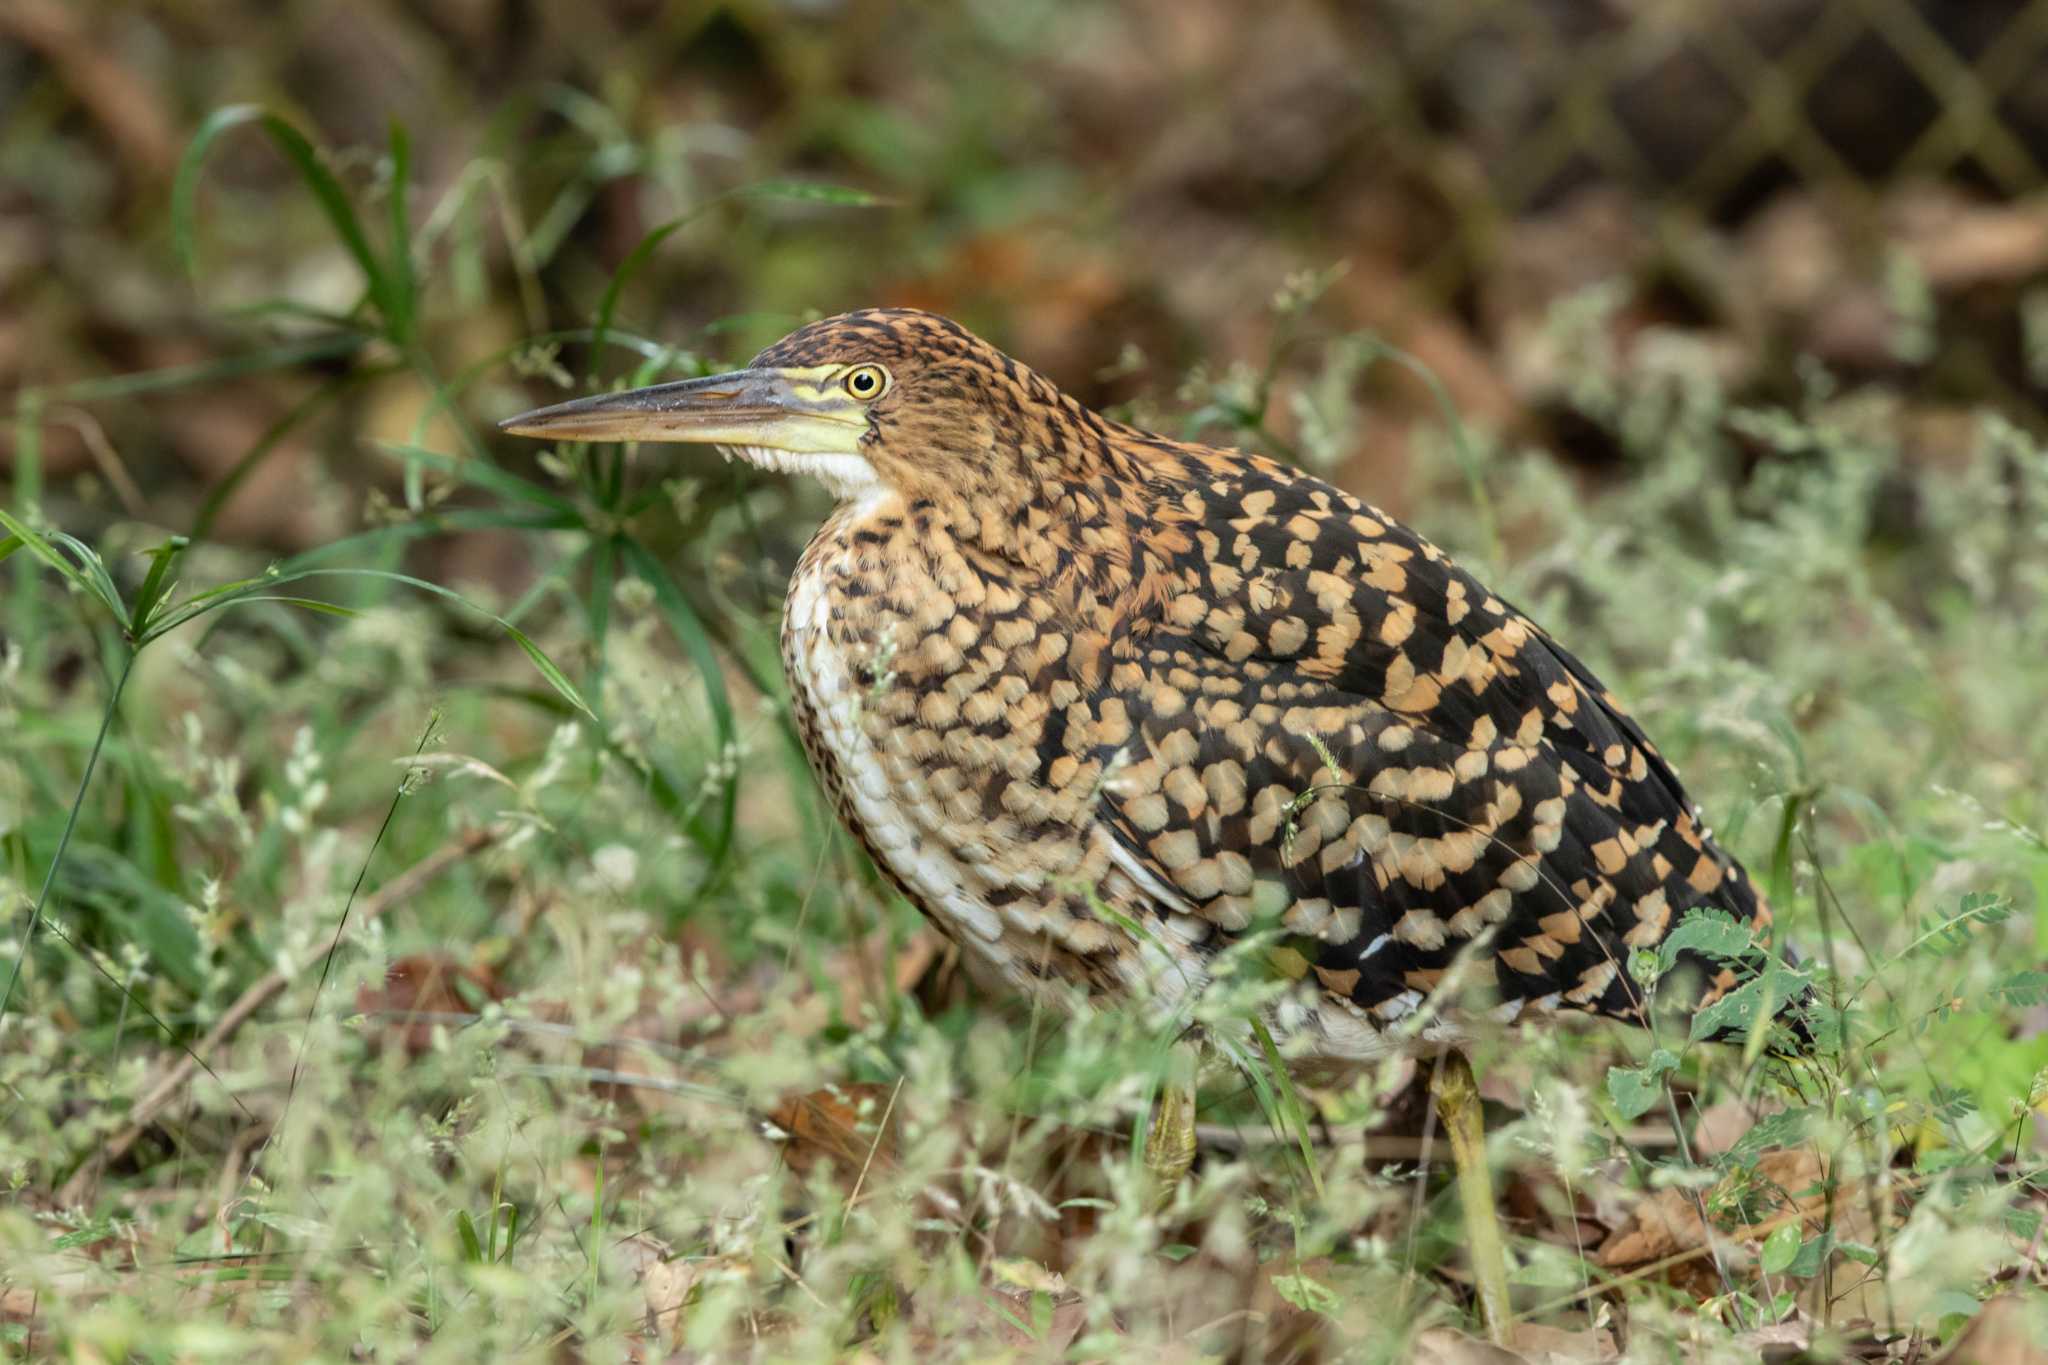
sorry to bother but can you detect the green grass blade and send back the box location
[15,335,369,412]
[456,1211,483,1264]
[1,651,136,1021]
[0,507,125,624]
[373,441,580,515]
[49,532,128,626]
[504,625,589,721]
[591,180,881,376]
[619,538,738,870]
[9,389,43,660]
[128,536,190,636]
[140,566,595,720]
[192,372,378,543]
[590,211,717,377]
[212,595,361,619]
[174,106,399,334]
[1248,1017,1327,1198]
[584,535,616,696]
[383,121,418,346]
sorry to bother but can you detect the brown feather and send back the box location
[771,308,1773,1056]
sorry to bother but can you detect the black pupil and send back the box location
[852,371,873,393]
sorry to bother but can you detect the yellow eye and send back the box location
[842,364,889,400]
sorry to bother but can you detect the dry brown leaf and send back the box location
[1937,1295,2048,1365]
[904,1278,1096,1356]
[1412,1327,1530,1364]
[1690,1100,1776,1159]
[1597,1149,1834,1271]
[1893,185,2048,292]
[1506,1319,1620,1362]
[778,929,942,1042]
[355,953,503,1055]
[767,1082,902,1184]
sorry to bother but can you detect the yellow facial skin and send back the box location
[499,364,891,500]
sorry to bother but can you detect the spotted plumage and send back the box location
[508,308,1777,1062]
[763,309,1775,1057]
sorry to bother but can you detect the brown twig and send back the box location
[59,824,503,1206]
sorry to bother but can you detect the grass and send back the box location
[2,107,2047,1360]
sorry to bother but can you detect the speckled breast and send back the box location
[777,499,1189,1003]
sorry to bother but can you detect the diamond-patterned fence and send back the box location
[1332,0,2048,428]
[1361,0,2048,286]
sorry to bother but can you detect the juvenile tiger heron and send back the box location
[503,309,1786,1338]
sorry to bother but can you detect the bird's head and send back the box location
[500,308,1110,509]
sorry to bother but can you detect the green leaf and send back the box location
[456,1210,483,1264]
[1758,1221,1801,1275]
[1993,971,2048,1007]
[1728,1106,1814,1160]
[1784,1231,1829,1279]
[1658,908,1762,972]
[1270,1273,1340,1317]
[503,623,594,722]
[1690,978,1762,1044]
[1606,1048,1679,1120]
[1689,960,1807,1044]
[50,531,127,623]
[51,1219,126,1251]
[218,595,362,618]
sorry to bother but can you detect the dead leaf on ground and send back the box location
[777,928,943,1043]
[1937,1294,2048,1365]
[1597,1148,1840,1272]
[1506,1319,1620,1362]
[1412,1327,1530,1364]
[766,1082,903,1184]
[355,953,503,1054]
[905,1274,1096,1357]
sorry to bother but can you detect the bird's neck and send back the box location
[828,437,1200,662]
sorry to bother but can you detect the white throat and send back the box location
[718,443,884,502]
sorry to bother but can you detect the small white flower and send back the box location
[591,844,638,893]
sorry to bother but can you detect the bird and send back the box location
[502,307,1789,1336]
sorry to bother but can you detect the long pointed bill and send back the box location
[499,368,861,448]
[499,366,882,499]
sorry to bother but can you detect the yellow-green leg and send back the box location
[1142,1041,1199,1208]
[1432,1049,1511,1343]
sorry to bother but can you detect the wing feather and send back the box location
[1095,449,1769,1027]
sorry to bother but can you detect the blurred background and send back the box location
[9,0,2048,544]
[8,4,2048,1352]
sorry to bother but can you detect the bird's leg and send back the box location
[1142,1038,1200,1206]
[1431,1048,1512,1344]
